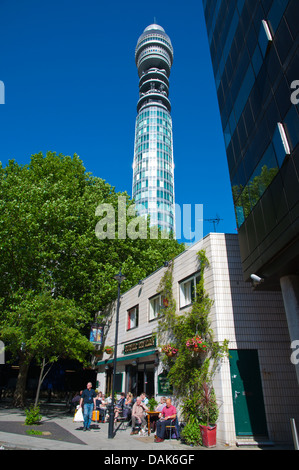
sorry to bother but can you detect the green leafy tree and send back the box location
[0,152,184,406]
[1,290,93,407]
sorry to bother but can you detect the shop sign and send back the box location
[124,336,156,355]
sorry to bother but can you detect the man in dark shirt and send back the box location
[79,382,96,431]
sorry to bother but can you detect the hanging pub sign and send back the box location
[89,324,104,345]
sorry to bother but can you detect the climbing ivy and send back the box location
[155,250,229,427]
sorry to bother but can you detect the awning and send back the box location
[96,349,157,366]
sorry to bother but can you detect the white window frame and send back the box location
[149,294,163,322]
[179,273,201,309]
[127,306,139,331]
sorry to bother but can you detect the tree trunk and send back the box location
[34,358,54,408]
[13,354,31,408]
[34,358,45,408]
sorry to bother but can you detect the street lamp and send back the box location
[108,269,126,439]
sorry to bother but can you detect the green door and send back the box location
[229,350,268,436]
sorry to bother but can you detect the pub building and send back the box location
[96,335,168,399]
[95,234,299,446]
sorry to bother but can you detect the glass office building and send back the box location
[202,1,299,380]
[132,24,175,234]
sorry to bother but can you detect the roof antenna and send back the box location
[204,214,223,232]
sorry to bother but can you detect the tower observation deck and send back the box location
[132,24,175,235]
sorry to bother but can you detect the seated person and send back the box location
[95,392,104,422]
[114,392,126,421]
[155,398,177,443]
[140,392,149,406]
[151,396,166,432]
[130,396,148,434]
[105,394,113,420]
[98,393,108,422]
[123,392,133,419]
[156,396,167,412]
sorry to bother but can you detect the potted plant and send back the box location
[180,417,202,446]
[161,344,178,358]
[104,345,114,355]
[148,398,158,411]
[198,382,219,448]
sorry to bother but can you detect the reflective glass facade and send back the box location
[132,24,175,234]
[202,0,299,286]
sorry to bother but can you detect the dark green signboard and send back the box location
[158,372,173,395]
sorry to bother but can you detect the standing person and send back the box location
[80,382,97,431]
[155,398,177,443]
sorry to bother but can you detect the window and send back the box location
[149,294,162,321]
[149,293,170,321]
[179,273,201,309]
[127,306,138,330]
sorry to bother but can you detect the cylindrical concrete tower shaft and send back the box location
[132,24,175,235]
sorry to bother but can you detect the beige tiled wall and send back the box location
[99,233,299,445]
[206,234,299,445]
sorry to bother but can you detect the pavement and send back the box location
[0,401,229,452]
[0,402,292,454]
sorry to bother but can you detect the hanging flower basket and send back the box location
[162,344,178,358]
[104,346,114,355]
[165,351,177,358]
[186,336,208,353]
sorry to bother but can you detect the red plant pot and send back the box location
[199,424,217,448]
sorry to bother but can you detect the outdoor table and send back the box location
[146,411,160,436]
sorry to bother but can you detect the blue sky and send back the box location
[0,0,237,242]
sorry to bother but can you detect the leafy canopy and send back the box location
[0,151,184,362]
